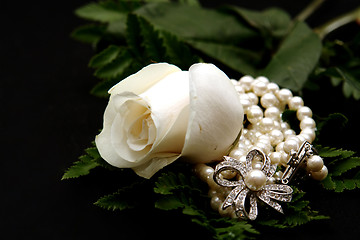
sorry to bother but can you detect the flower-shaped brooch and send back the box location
[213,149,293,220]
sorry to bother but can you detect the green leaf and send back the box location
[94,49,134,79]
[262,21,322,91]
[321,174,336,190]
[188,40,259,76]
[94,189,134,211]
[89,45,122,68]
[71,24,106,44]
[138,16,166,61]
[230,7,292,38]
[161,31,199,69]
[155,195,184,210]
[75,2,126,23]
[316,146,354,159]
[62,147,101,180]
[126,14,144,58]
[332,157,360,176]
[135,2,256,44]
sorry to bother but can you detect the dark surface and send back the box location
[2,0,360,239]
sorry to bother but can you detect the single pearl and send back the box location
[256,76,270,84]
[239,98,252,111]
[297,106,313,121]
[221,170,237,179]
[273,120,281,129]
[229,148,246,160]
[239,155,247,164]
[265,107,281,120]
[288,96,304,110]
[258,134,271,145]
[259,117,274,133]
[276,142,285,152]
[194,164,214,182]
[283,129,296,139]
[218,204,233,217]
[247,92,259,105]
[300,128,316,142]
[269,129,284,146]
[231,79,239,85]
[283,139,299,153]
[252,80,268,96]
[208,189,218,197]
[280,152,289,166]
[211,195,223,211]
[245,169,267,191]
[267,82,279,93]
[247,105,263,124]
[300,117,316,130]
[239,75,254,91]
[252,162,263,170]
[260,93,279,108]
[276,89,293,103]
[274,170,283,181]
[235,85,245,93]
[311,165,328,181]
[254,142,272,154]
[306,155,324,172]
[280,122,290,131]
[269,151,281,164]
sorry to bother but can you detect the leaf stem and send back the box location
[314,7,360,39]
[294,0,326,22]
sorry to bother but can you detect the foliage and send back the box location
[65,0,360,239]
[317,146,360,192]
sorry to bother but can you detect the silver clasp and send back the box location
[281,141,315,185]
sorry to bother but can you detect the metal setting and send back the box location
[213,149,292,220]
[281,141,316,184]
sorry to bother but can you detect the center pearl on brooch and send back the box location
[244,169,267,191]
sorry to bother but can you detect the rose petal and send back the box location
[181,63,244,163]
[109,63,181,95]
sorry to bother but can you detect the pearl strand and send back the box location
[195,76,327,218]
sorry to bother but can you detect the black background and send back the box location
[2,0,360,239]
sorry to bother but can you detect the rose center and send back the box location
[244,169,267,191]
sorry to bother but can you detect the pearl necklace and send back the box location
[194,75,328,218]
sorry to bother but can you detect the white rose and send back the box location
[95,63,244,178]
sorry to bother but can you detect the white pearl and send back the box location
[231,79,239,85]
[247,105,263,124]
[276,89,293,103]
[260,93,279,108]
[269,129,284,146]
[283,129,296,139]
[300,128,316,142]
[280,122,290,131]
[280,152,289,166]
[239,75,254,91]
[267,82,279,93]
[265,107,281,120]
[306,155,324,172]
[208,189,218,197]
[300,117,316,130]
[297,106,313,120]
[288,96,304,110]
[229,148,246,160]
[269,151,281,164]
[221,170,237,179]
[218,204,233,217]
[247,92,259,105]
[245,169,267,191]
[194,164,214,182]
[274,170,283,180]
[258,135,271,145]
[255,76,270,84]
[252,162,263,170]
[311,165,328,181]
[240,98,252,111]
[239,155,247,164]
[210,195,223,211]
[254,142,272,154]
[252,80,268,96]
[259,117,274,133]
[235,85,245,93]
[283,138,299,153]
[276,142,285,152]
